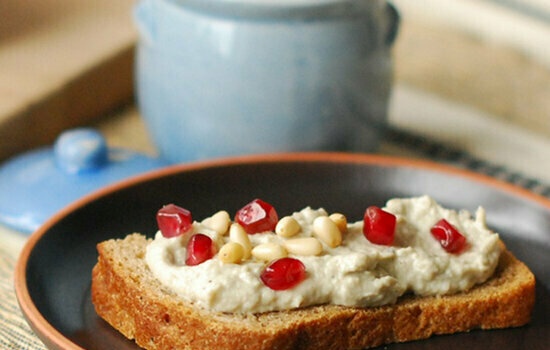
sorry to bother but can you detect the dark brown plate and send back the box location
[15,153,550,349]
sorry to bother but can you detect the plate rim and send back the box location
[14,152,550,350]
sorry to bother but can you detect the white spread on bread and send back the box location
[145,196,502,313]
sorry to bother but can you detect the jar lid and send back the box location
[0,128,167,234]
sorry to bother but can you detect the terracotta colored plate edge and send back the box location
[13,152,550,350]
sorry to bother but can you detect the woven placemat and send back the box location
[385,127,550,198]
[0,247,47,350]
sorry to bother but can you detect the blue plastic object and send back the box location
[0,128,167,234]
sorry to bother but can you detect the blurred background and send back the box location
[0,0,549,180]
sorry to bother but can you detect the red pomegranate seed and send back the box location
[185,234,216,266]
[235,199,278,234]
[260,257,306,291]
[430,219,467,254]
[363,206,396,246]
[157,204,193,238]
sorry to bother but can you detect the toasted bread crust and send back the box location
[91,234,535,350]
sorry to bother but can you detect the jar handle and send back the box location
[384,2,400,46]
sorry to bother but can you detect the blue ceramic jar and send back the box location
[135,0,399,163]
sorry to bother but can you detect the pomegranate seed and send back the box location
[363,206,396,246]
[157,204,193,238]
[235,199,278,234]
[260,257,306,291]
[185,234,216,266]
[430,219,467,254]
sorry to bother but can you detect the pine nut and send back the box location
[313,216,342,248]
[229,223,252,259]
[203,210,231,235]
[284,237,323,256]
[218,242,244,264]
[329,213,348,234]
[275,216,301,238]
[251,243,288,261]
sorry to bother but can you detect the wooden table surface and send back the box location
[0,0,136,161]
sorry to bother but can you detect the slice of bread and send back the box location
[91,233,535,350]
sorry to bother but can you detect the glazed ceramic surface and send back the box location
[135,0,399,163]
[0,129,166,233]
[15,153,549,349]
